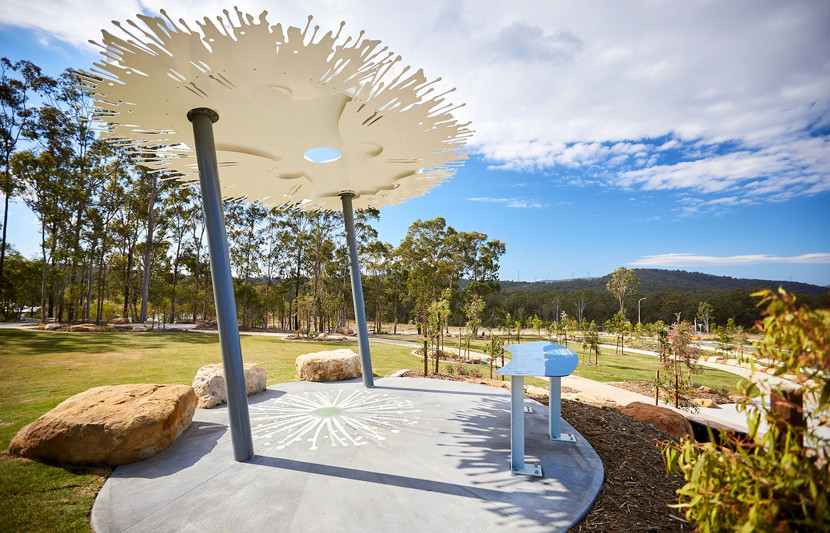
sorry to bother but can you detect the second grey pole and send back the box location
[340,192,374,388]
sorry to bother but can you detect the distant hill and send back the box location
[498,269,827,297]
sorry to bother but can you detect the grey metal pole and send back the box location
[188,107,254,462]
[340,192,374,388]
[549,376,561,439]
[510,375,525,472]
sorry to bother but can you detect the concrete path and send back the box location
[92,378,603,533]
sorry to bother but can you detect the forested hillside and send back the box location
[500,269,826,297]
[490,269,828,330]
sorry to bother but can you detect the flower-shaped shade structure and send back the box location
[79,8,471,210]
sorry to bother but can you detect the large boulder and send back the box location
[335,327,354,336]
[109,317,129,325]
[620,401,694,441]
[8,384,195,466]
[69,323,103,332]
[44,323,62,331]
[192,363,267,409]
[296,349,361,382]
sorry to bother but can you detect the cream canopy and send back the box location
[79,8,472,210]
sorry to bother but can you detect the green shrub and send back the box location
[662,289,830,532]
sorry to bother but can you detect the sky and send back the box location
[1,0,829,286]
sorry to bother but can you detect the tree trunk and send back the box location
[123,244,133,320]
[139,174,159,322]
[192,226,204,321]
[0,193,10,318]
[169,237,181,323]
[39,222,49,324]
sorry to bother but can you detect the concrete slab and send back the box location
[92,377,603,532]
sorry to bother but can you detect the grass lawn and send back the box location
[376,333,743,392]
[569,347,743,392]
[0,329,421,533]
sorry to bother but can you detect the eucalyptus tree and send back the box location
[48,72,99,321]
[397,217,455,332]
[572,290,587,325]
[226,200,266,328]
[11,149,69,323]
[364,240,391,333]
[459,231,505,298]
[606,266,640,319]
[307,209,338,332]
[697,301,713,334]
[138,166,166,322]
[0,58,53,308]
[275,207,312,329]
[160,185,199,322]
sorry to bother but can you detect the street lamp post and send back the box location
[638,297,647,325]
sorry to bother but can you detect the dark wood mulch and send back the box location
[400,371,691,532]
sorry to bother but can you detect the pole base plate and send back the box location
[549,432,577,443]
[509,461,543,477]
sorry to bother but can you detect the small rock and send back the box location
[296,349,361,382]
[316,333,348,341]
[8,384,195,465]
[698,386,713,393]
[692,398,718,408]
[69,323,103,332]
[620,401,694,441]
[192,363,268,409]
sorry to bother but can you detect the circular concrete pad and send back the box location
[92,378,603,532]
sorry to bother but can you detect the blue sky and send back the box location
[1,1,829,286]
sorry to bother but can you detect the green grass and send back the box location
[0,329,422,532]
[375,333,742,392]
[568,346,742,391]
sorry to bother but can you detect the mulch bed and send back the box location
[401,371,690,532]
[611,380,738,405]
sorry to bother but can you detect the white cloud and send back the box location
[467,197,544,209]
[631,253,830,267]
[2,1,829,204]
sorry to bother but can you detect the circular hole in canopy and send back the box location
[303,147,342,163]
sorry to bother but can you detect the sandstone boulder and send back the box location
[109,317,129,324]
[316,333,348,341]
[692,398,718,408]
[335,327,354,336]
[8,384,195,466]
[132,325,148,332]
[44,323,62,331]
[69,323,103,332]
[296,349,361,382]
[192,363,267,409]
[620,401,694,441]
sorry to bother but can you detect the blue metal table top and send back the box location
[495,341,579,377]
